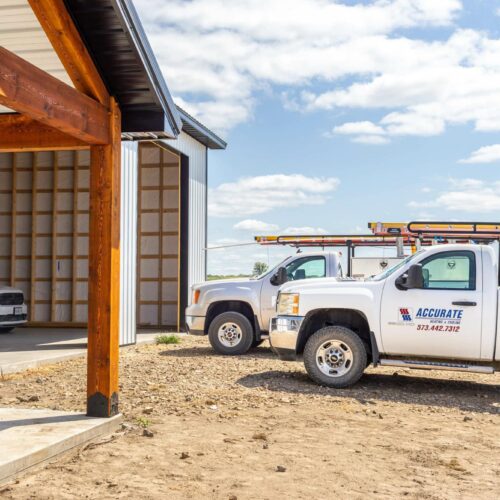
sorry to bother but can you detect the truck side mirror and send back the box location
[396,264,424,290]
[270,267,288,286]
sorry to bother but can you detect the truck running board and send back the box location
[379,359,494,374]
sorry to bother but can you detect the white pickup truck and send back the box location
[269,244,500,387]
[186,252,342,354]
[0,287,28,333]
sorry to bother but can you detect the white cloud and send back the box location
[282,226,328,235]
[351,135,391,145]
[333,121,386,135]
[135,0,465,132]
[233,219,279,232]
[410,178,500,212]
[332,121,389,144]
[208,174,340,217]
[299,29,500,138]
[459,144,500,164]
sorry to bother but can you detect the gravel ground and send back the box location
[0,335,499,499]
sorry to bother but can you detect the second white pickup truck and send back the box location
[270,243,500,387]
[186,252,342,354]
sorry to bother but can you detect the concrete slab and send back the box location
[0,328,162,374]
[0,407,122,484]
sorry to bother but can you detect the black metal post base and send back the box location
[87,391,119,418]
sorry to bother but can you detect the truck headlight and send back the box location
[277,293,300,316]
[192,289,200,304]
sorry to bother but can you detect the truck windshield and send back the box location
[367,250,425,281]
[252,257,290,280]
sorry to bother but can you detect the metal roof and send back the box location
[177,106,227,150]
[63,0,182,138]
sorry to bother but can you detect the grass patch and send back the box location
[156,334,181,345]
[136,417,151,428]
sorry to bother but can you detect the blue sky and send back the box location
[135,0,500,274]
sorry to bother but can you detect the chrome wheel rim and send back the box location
[316,340,353,377]
[217,322,243,347]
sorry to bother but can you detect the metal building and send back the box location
[0,1,226,346]
[0,113,225,344]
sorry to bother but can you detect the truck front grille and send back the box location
[0,313,27,322]
[0,293,24,306]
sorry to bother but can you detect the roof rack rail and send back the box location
[254,234,425,248]
[368,221,500,241]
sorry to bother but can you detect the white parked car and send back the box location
[0,287,28,333]
[186,252,343,354]
[270,244,500,387]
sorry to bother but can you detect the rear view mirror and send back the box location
[270,266,288,286]
[396,264,424,290]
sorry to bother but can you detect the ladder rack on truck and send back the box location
[254,234,424,277]
[255,221,500,277]
[369,221,500,241]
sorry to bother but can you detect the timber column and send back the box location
[87,97,121,417]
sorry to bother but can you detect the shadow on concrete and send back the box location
[0,413,90,431]
[1,343,88,352]
[237,369,500,415]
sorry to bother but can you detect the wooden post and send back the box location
[87,98,121,418]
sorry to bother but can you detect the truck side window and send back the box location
[286,256,326,281]
[420,251,476,290]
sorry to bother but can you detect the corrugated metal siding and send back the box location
[119,142,138,345]
[164,132,207,296]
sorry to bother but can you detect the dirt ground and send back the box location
[0,335,499,500]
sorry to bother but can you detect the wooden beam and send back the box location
[87,97,121,418]
[0,114,88,152]
[51,152,59,321]
[28,0,109,105]
[10,154,17,287]
[71,151,79,322]
[0,47,109,144]
[30,153,38,321]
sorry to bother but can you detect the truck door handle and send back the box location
[452,301,477,306]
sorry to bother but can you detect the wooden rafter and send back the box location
[0,114,88,152]
[0,47,109,145]
[28,0,109,105]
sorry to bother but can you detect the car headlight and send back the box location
[277,293,300,315]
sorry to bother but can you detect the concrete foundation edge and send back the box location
[0,413,123,485]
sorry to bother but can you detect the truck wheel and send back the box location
[0,327,15,334]
[208,312,254,355]
[303,326,367,388]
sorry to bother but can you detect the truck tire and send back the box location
[208,312,254,355]
[303,326,367,388]
[0,327,15,334]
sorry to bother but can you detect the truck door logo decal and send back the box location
[399,308,413,322]
[394,307,463,332]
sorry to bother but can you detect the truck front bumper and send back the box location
[185,315,205,335]
[0,304,28,327]
[269,316,304,361]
